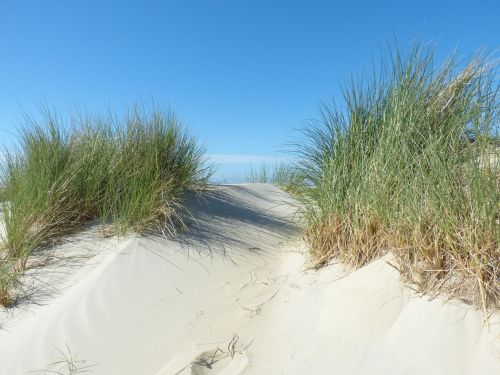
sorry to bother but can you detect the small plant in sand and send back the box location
[294,42,499,311]
[35,344,94,375]
[0,105,212,305]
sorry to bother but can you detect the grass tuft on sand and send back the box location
[0,106,212,305]
[293,42,499,311]
[243,162,300,192]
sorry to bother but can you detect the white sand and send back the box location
[0,184,498,374]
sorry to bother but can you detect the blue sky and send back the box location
[0,0,498,180]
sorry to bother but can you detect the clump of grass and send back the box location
[0,260,14,306]
[243,162,301,191]
[295,42,499,311]
[0,106,211,304]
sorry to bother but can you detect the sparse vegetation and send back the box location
[294,43,499,311]
[243,162,301,192]
[37,344,94,375]
[0,106,212,305]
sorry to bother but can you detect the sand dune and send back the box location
[0,184,498,374]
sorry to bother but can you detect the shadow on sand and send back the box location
[0,185,301,323]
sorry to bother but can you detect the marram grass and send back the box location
[294,43,499,311]
[0,107,212,305]
[243,162,301,192]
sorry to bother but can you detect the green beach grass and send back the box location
[0,44,498,316]
[0,106,211,305]
[293,43,499,311]
[243,162,300,192]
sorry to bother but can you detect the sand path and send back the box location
[0,184,498,374]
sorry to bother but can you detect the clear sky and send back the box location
[0,0,498,180]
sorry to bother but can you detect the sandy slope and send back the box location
[0,184,498,375]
